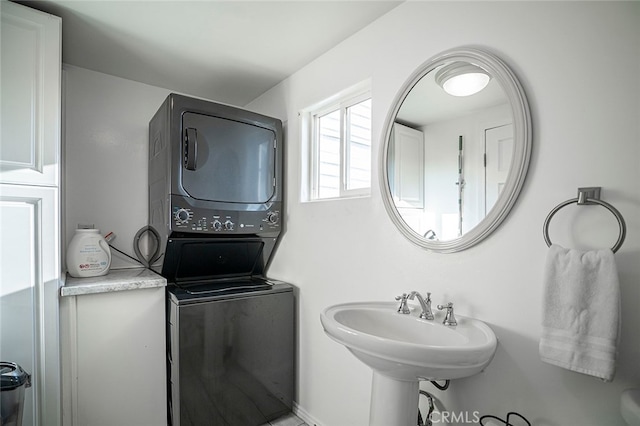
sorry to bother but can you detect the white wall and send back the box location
[64,64,171,268]
[63,2,640,425]
[246,2,640,425]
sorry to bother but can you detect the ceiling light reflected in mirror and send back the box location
[435,62,491,97]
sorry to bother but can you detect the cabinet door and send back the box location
[484,123,513,214]
[0,184,61,426]
[390,123,425,208]
[72,288,167,426]
[0,1,61,186]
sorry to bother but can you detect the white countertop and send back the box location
[61,268,166,297]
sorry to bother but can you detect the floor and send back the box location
[263,412,309,426]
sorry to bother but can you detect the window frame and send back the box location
[303,85,372,201]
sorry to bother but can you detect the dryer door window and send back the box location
[181,112,276,203]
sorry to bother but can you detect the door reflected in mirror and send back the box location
[380,47,531,252]
[388,62,512,241]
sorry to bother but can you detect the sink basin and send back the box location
[320,301,498,426]
[321,301,497,381]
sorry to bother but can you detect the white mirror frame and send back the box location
[380,46,532,253]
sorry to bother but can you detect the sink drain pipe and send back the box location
[430,380,449,391]
[417,380,449,426]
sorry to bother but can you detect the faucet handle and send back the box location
[437,302,457,326]
[395,293,411,314]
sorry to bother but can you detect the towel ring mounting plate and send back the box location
[543,187,626,253]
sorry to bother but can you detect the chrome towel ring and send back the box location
[543,187,626,253]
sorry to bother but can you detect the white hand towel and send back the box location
[539,244,621,381]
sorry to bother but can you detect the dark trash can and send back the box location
[0,362,31,426]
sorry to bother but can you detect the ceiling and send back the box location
[17,0,402,106]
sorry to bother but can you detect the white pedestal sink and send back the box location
[320,301,497,426]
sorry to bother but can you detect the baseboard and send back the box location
[293,401,323,426]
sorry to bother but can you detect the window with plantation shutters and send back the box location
[304,86,371,201]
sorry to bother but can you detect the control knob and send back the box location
[266,212,280,225]
[174,208,191,224]
[224,220,235,231]
[212,220,223,231]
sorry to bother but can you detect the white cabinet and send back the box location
[60,270,167,426]
[1,1,61,186]
[0,3,61,426]
[389,123,424,208]
[0,185,61,426]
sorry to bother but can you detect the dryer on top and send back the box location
[148,94,284,278]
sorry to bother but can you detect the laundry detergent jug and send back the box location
[66,228,111,278]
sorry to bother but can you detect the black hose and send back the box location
[430,380,449,390]
[416,381,450,424]
[106,244,141,265]
[479,412,531,426]
[417,390,435,426]
[106,226,162,269]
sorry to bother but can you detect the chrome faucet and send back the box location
[395,293,411,314]
[437,302,457,326]
[408,291,434,320]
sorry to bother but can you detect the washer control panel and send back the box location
[171,205,280,234]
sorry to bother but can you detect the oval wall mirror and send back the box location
[380,47,532,252]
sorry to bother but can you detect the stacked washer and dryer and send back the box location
[148,94,293,426]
